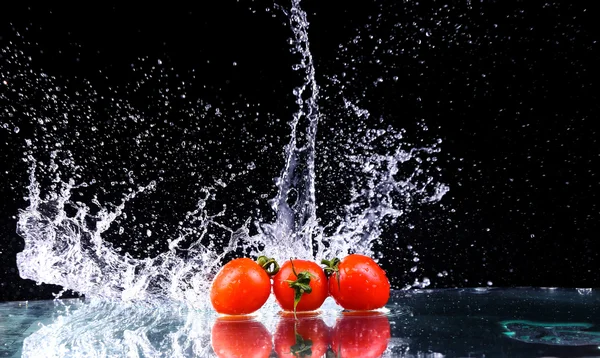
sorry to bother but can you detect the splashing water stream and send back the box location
[259,0,321,261]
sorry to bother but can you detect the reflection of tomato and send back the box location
[272,259,328,313]
[211,317,272,358]
[274,317,330,357]
[324,254,390,310]
[331,313,391,358]
[210,258,272,315]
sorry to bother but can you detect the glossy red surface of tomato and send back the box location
[211,317,272,358]
[331,313,391,358]
[272,259,328,312]
[328,254,390,310]
[274,317,330,357]
[210,258,271,315]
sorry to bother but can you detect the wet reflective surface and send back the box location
[1,288,600,357]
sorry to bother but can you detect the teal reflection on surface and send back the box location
[500,320,600,346]
[2,288,600,357]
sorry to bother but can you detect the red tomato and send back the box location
[274,317,330,358]
[210,257,276,315]
[211,317,272,358]
[272,259,328,314]
[323,254,390,310]
[331,313,391,358]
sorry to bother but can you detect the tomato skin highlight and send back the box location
[211,317,272,358]
[210,258,271,315]
[328,254,390,310]
[272,259,328,312]
[274,317,330,358]
[331,313,391,358]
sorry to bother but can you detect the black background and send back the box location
[1,1,599,302]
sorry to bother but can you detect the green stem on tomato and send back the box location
[285,259,314,319]
[256,255,280,276]
[321,258,341,291]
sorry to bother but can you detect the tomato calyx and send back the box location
[321,257,341,290]
[285,259,314,319]
[290,323,313,357]
[256,255,280,276]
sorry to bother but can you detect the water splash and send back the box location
[10,0,448,308]
[16,159,225,308]
[257,0,321,261]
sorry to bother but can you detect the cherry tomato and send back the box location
[272,259,328,315]
[210,256,279,315]
[323,254,390,310]
[211,317,272,358]
[274,316,330,358]
[331,312,391,358]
